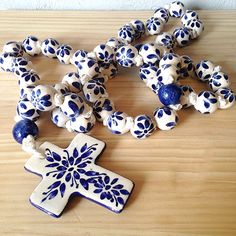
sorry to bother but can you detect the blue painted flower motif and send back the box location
[198,91,218,110]
[22,36,41,56]
[195,60,213,81]
[179,55,194,77]
[76,57,100,78]
[146,17,163,35]
[154,106,172,118]
[209,72,229,91]
[158,33,176,49]
[139,63,158,82]
[173,27,191,46]
[181,10,199,25]
[93,98,114,120]
[96,44,114,63]
[31,88,52,111]
[20,85,36,100]
[0,52,15,72]
[170,1,185,18]
[118,24,135,43]
[41,38,59,58]
[4,41,23,57]
[116,46,137,67]
[131,20,146,39]
[19,71,40,86]
[107,111,126,134]
[56,44,73,63]
[217,88,235,103]
[12,57,29,76]
[154,7,169,23]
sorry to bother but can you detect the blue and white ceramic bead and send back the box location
[118,24,136,44]
[130,115,156,139]
[51,107,69,128]
[56,44,73,64]
[186,19,204,39]
[147,77,164,95]
[22,36,41,56]
[139,43,161,65]
[31,85,57,111]
[70,49,88,66]
[146,17,164,35]
[41,38,60,58]
[159,64,179,84]
[159,53,181,68]
[179,55,195,78]
[93,97,115,123]
[107,111,133,134]
[17,98,40,121]
[92,75,108,84]
[0,52,15,71]
[68,114,96,133]
[19,70,40,87]
[116,45,139,68]
[215,88,235,109]
[62,72,82,93]
[3,41,23,57]
[53,82,69,95]
[59,93,85,118]
[12,57,32,76]
[209,71,230,92]
[106,37,126,52]
[93,44,114,63]
[194,91,219,114]
[20,85,36,100]
[100,62,118,79]
[154,106,179,130]
[130,19,146,39]
[181,10,199,26]
[195,60,216,82]
[139,63,159,84]
[156,32,176,49]
[173,27,191,47]
[166,1,185,18]
[180,85,194,108]
[154,7,169,23]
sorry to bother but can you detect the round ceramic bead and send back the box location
[59,93,85,118]
[61,72,82,93]
[166,1,185,18]
[147,78,164,95]
[17,98,40,121]
[12,57,31,76]
[93,97,115,123]
[130,115,156,139]
[18,70,40,87]
[146,17,164,35]
[186,19,204,39]
[139,43,161,65]
[12,119,39,144]
[69,114,96,133]
[130,19,146,39]
[53,83,69,95]
[3,41,23,57]
[51,107,69,128]
[159,64,179,84]
[100,62,118,79]
[0,52,15,72]
[179,55,195,78]
[180,85,194,108]
[158,83,182,106]
[31,85,57,111]
[215,88,235,109]
[181,10,199,26]
[156,33,176,49]
[41,38,60,58]
[83,79,108,103]
[154,107,179,130]
[195,60,216,82]
[22,36,41,56]
[139,63,159,84]
[159,53,181,68]
[107,111,133,135]
[70,49,88,66]
[209,71,230,92]
[118,24,136,44]
[116,45,139,67]
[56,44,73,64]
[93,44,114,63]
[154,7,169,23]
[194,91,219,114]
[20,85,36,100]
[92,75,108,84]
[106,37,126,51]
[173,27,191,47]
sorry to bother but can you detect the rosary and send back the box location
[0,1,235,217]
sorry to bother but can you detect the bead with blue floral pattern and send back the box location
[186,19,204,39]
[100,62,118,79]
[195,60,216,82]
[154,106,179,130]
[194,91,219,114]
[20,85,36,100]
[173,27,191,47]
[62,72,82,93]
[93,44,114,63]
[41,38,60,58]
[139,63,159,84]
[181,10,199,26]
[106,37,126,52]
[22,36,41,56]
[51,107,70,128]
[118,24,136,44]
[0,52,15,71]
[53,82,69,95]
[180,85,194,108]
[12,57,31,76]
[179,55,195,78]
[17,98,40,121]
[19,70,40,87]
[56,44,73,64]
[130,115,156,139]
[139,43,161,65]
[215,88,235,109]
[146,17,164,35]
[70,49,88,66]
[156,33,176,49]
[159,53,181,68]
[209,71,230,92]
[116,45,139,67]
[167,1,185,18]
[3,41,23,57]
[159,64,179,84]
[130,19,146,39]
[154,7,169,23]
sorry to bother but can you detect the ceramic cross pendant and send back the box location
[24,134,134,217]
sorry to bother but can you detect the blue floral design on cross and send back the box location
[24,134,134,217]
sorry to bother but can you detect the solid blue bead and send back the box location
[158,84,182,106]
[12,119,39,144]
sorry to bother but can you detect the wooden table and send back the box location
[0,10,236,236]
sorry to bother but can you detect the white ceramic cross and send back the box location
[25,134,134,217]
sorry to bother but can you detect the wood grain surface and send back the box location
[0,10,236,236]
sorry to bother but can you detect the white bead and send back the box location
[146,17,164,35]
[53,83,69,95]
[0,52,15,72]
[159,64,179,84]
[56,44,73,64]
[159,53,181,68]
[3,41,23,57]
[100,62,118,79]
[155,32,176,49]
[106,37,126,51]
[70,49,88,66]
[181,10,199,26]
[41,38,60,58]
[154,7,169,23]
[20,85,36,100]
[173,27,191,47]
[139,63,159,84]
[18,70,40,87]
[166,1,185,18]
[179,55,195,78]
[209,71,230,92]
[180,85,195,108]
[186,19,204,39]
[12,57,32,76]
[130,19,146,39]
[139,43,161,65]
[154,107,179,130]
[194,91,219,114]
[22,36,41,56]
[93,44,114,63]
[215,88,235,109]
[195,60,216,82]
[116,45,139,67]
[51,107,69,128]
[62,72,82,93]
[118,23,136,44]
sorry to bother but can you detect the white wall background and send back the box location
[0,0,235,10]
